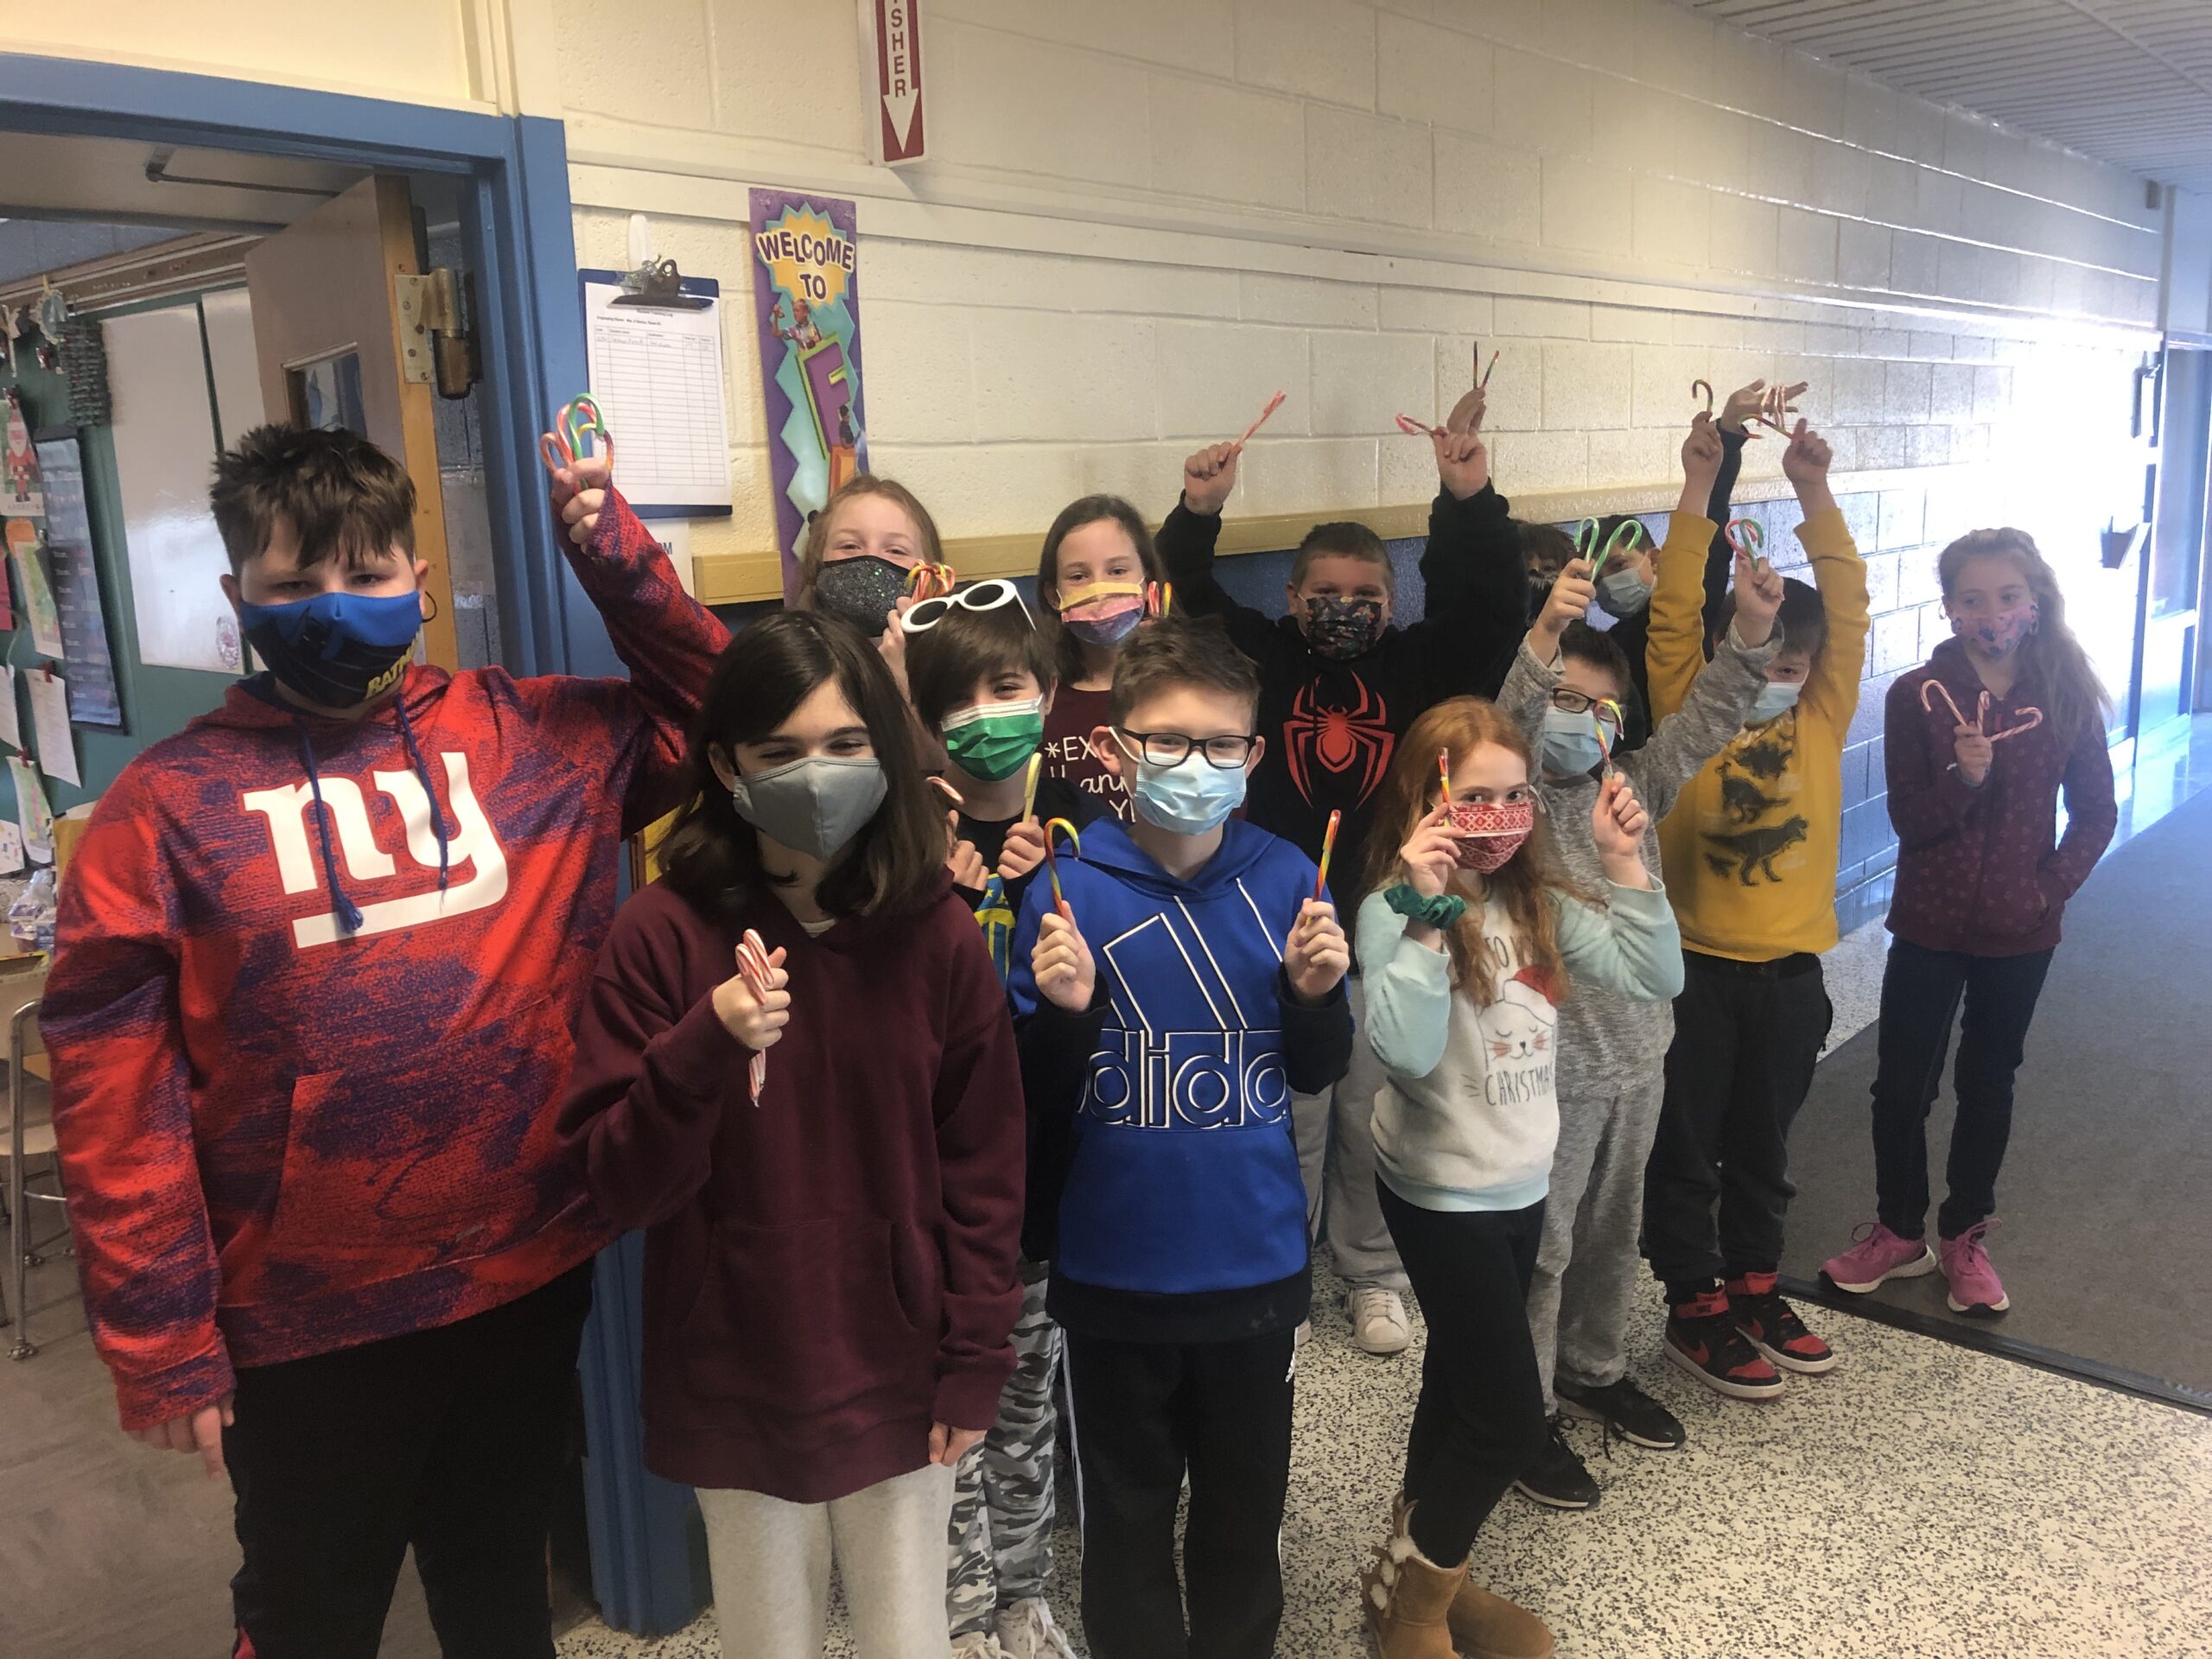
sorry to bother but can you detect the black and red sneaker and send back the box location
[1726,1272,1838,1375]
[1664,1286,1785,1401]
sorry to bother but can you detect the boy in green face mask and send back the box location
[902,579,1096,1659]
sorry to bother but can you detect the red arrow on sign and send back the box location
[873,0,925,165]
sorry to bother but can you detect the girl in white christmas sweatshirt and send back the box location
[1349,695,1681,1654]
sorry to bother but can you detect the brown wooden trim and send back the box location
[692,464,1964,605]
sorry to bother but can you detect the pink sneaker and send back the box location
[1821,1222,1937,1294]
[1940,1220,2010,1315]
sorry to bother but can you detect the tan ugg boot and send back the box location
[1359,1501,1468,1659]
[1385,1491,1555,1658]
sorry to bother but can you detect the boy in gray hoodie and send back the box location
[1499,417,1784,1508]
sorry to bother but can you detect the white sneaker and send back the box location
[1294,1318,1313,1349]
[1347,1286,1412,1355]
[950,1634,1007,1658]
[996,1598,1077,1659]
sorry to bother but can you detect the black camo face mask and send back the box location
[1302,595,1384,660]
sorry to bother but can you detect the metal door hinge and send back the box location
[395,268,480,397]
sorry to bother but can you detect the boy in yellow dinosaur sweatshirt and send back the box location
[1641,414,1869,1402]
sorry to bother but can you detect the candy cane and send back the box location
[906,562,958,602]
[1395,412,1442,439]
[1232,390,1287,454]
[735,928,776,1105]
[1042,817,1083,916]
[1725,517,1771,576]
[1021,753,1043,820]
[1313,809,1342,903]
[1692,378,1714,416]
[1478,347,1499,388]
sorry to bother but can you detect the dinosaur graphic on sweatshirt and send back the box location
[1704,817,1809,885]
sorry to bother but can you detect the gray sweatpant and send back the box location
[698,1461,956,1659]
[1292,977,1408,1293]
[1527,1075,1668,1411]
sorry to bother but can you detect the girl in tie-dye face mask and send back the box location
[1033,494,1166,822]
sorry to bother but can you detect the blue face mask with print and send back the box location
[1749,680,1802,724]
[1540,706,1610,777]
[238,589,423,709]
[1126,748,1249,836]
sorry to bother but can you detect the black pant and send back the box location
[1062,1326,1295,1659]
[1644,951,1833,1299]
[1870,938,2055,1241]
[225,1264,593,1659]
[1376,1183,1547,1568]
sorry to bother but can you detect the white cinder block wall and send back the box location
[557,0,2165,902]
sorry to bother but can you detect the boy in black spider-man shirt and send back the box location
[1158,390,1527,1356]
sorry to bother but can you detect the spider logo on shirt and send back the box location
[1283,673,1395,806]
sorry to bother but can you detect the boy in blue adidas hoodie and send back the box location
[1009,614,1353,1659]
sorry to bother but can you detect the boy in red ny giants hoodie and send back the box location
[40,424,726,1659]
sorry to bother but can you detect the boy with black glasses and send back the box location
[1008,615,1352,1659]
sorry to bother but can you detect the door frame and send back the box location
[0,52,609,682]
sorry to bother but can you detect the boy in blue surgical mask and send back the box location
[1159,391,1526,1357]
[1642,413,1871,1407]
[1492,436,1783,1509]
[1008,614,1352,1659]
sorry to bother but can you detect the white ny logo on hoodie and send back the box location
[242,753,508,948]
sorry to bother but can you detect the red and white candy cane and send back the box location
[1232,390,1287,454]
[1921,680,2044,744]
[735,928,776,1105]
[1395,412,1443,439]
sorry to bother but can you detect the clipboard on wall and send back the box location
[579,263,734,519]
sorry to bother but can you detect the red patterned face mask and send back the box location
[1446,798,1535,873]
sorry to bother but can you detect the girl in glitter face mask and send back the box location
[796,474,949,692]
[1347,697,1684,1659]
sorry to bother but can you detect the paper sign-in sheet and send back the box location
[582,276,733,513]
[27,671,77,786]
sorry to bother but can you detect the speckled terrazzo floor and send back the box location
[556,1266,2212,1659]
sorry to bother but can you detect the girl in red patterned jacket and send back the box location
[560,609,1027,1659]
[1821,528,2115,1319]
[41,424,727,1658]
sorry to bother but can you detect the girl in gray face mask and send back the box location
[561,610,1030,1659]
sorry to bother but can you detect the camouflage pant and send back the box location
[946,1268,1061,1637]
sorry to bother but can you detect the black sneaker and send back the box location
[1555,1373,1687,1450]
[1513,1415,1599,1510]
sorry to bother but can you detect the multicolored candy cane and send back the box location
[1438,745,1454,808]
[1725,517,1771,577]
[1144,581,1173,619]
[539,394,613,474]
[1313,808,1342,902]
[1232,390,1287,454]
[1395,412,1443,439]
[1477,344,1500,388]
[906,562,958,602]
[1022,753,1043,821]
[735,927,776,1105]
[1692,378,1715,416]
[1593,698,1626,779]
[1041,817,1083,915]
[1573,517,1647,582]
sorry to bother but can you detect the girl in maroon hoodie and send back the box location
[561,610,1027,1659]
[1821,528,2114,1319]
